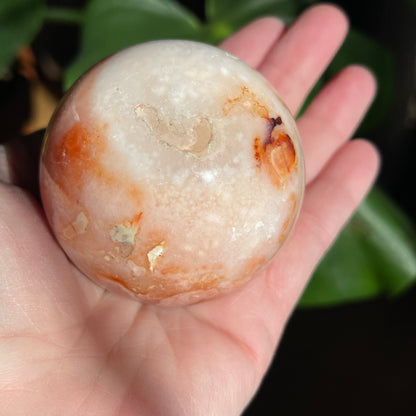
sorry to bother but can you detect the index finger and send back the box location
[259,4,349,114]
[219,16,285,68]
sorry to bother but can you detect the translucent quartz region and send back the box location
[40,40,305,305]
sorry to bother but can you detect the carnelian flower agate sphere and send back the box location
[40,40,304,305]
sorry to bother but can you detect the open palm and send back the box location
[0,5,379,416]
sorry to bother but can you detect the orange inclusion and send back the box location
[245,255,267,276]
[45,121,145,207]
[100,268,224,300]
[160,265,187,275]
[125,212,143,228]
[270,132,296,180]
[99,273,135,292]
[223,86,270,119]
[222,85,297,188]
[254,130,296,187]
[278,192,298,244]
[46,121,107,193]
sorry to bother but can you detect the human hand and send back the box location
[0,4,379,415]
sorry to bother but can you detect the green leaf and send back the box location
[356,187,416,294]
[64,0,201,89]
[327,29,395,134]
[43,7,84,25]
[205,0,296,43]
[299,225,382,307]
[0,0,45,77]
[299,187,416,307]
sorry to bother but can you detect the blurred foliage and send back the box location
[1,0,415,306]
[0,0,44,77]
[300,188,416,307]
[205,0,296,42]
[65,0,202,87]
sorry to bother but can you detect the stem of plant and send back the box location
[44,7,84,25]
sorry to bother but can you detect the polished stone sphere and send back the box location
[40,40,304,305]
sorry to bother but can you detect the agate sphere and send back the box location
[40,40,304,305]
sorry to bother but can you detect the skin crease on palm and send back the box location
[0,4,379,416]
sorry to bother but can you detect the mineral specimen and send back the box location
[40,40,304,305]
